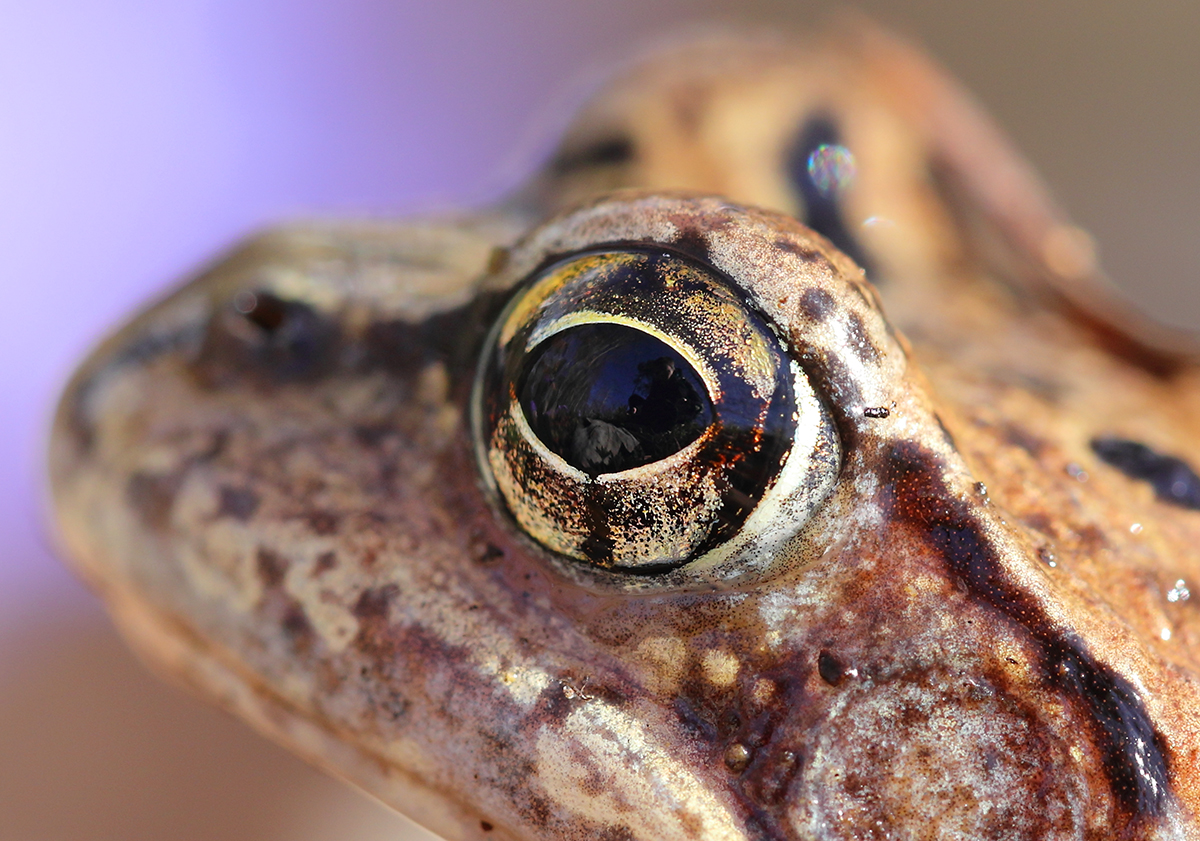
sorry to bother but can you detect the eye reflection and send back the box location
[518,323,714,475]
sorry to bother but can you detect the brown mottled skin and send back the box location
[49,23,1200,841]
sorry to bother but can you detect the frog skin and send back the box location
[49,23,1200,841]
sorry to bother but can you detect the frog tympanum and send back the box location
[49,23,1200,841]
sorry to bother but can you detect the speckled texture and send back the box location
[50,23,1200,841]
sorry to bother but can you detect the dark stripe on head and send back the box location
[1092,436,1200,509]
[552,135,636,174]
[785,114,874,278]
[883,441,1170,824]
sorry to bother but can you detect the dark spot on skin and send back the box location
[533,678,576,728]
[524,793,553,830]
[312,551,337,576]
[305,510,340,536]
[252,548,313,653]
[884,441,1171,824]
[217,485,259,520]
[473,541,505,565]
[845,312,880,365]
[192,290,341,388]
[353,585,397,622]
[353,584,400,657]
[772,236,821,262]
[256,547,288,589]
[863,406,890,419]
[480,821,494,833]
[670,227,711,264]
[798,288,834,322]
[376,689,408,721]
[353,423,394,447]
[281,602,313,644]
[1076,524,1108,554]
[677,811,704,838]
[125,470,183,530]
[785,114,874,277]
[1021,511,1056,538]
[551,135,635,174]
[1002,423,1049,458]
[817,650,845,686]
[1092,436,1200,509]
[487,246,509,275]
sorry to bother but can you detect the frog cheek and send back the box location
[471,244,841,588]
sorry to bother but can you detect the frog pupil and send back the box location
[518,323,712,475]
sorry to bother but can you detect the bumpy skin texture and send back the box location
[50,24,1200,841]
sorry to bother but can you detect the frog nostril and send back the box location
[552,134,636,174]
[192,288,340,386]
[233,289,287,332]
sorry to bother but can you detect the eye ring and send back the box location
[471,201,842,591]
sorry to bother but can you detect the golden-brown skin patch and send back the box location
[50,23,1200,841]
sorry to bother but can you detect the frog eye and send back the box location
[472,247,840,585]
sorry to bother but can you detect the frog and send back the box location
[48,21,1200,841]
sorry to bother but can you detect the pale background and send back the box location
[2,2,1197,839]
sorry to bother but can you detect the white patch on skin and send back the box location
[482,657,553,706]
[285,565,360,653]
[173,471,264,611]
[752,678,776,706]
[758,578,834,645]
[701,649,740,687]
[828,311,878,394]
[535,700,742,839]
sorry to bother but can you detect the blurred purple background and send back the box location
[3,2,1198,839]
